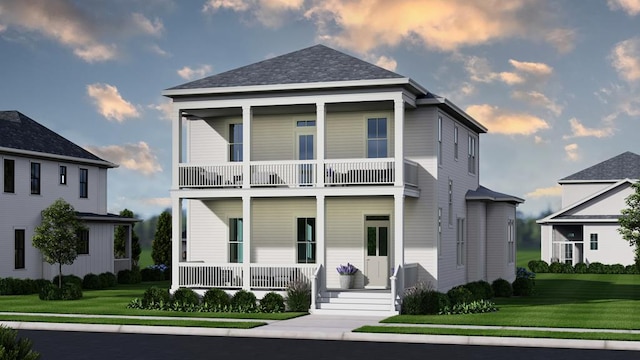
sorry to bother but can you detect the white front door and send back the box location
[364,216,390,288]
[296,130,315,186]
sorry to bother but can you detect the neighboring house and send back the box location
[162,45,523,315]
[538,151,639,266]
[0,111,136,280]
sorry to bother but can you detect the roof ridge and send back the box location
[560,151,640,181]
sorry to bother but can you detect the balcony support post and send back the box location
[316,194,325,292]
[242,105,252,189]
[172,106,182,189]
[170,196,182,293]
[393,192,405,300]
[394,97,404,186]
[242,195,252,290]
[316,102,325,187]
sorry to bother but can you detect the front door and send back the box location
[297,133,314,186]
[364,216,390,288]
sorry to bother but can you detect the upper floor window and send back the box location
[367,118,387,158]
[454,126,459,160]
[296,120,316,127]
[590,233,598,250]
[31,162,41,195]
[297,217,316,264]
[59,166,67,185]
[448,179,453,227]
[229,218,243,263]
[468,135,476,174]
[438,116,443,165]
[77,229,89,255]
[229,124,243,162]
[79,168,88,198]
[4,159,14,193]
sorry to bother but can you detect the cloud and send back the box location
[508,59,553,77]
[132,13,164,36]
[203,0,304,27]
[511,90,563,116]
[534,135,546,144]
[372,55,397,71]
[177,65,213,80]
[84,142,162,175]
[465,104,550,135]
[87,83,140,122]
[148,44,170,57]
[464,56,551,86]
[544,28,576,54]
[563,118,614,139]
[525,185,562,199]
[140,197,172,207]
[610,37,640,82]
[608,0,640,16]
[565,143,579,161]
[148,99,173,121]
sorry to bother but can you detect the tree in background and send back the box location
[619,181,640,270]
[113,209,141,266]
[152,210,172,266]
[32,198,87,288]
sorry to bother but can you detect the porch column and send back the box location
[316,102,325,187]
[393,97,404,186]
[242,105,252,189]
[316,194,325,291]
[242,195,251,290]
[170,196,182,293]
[394,193,405,291]
[171,106,182,190]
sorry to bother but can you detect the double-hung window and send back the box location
[15,229,25,269]
[229,218,243,263]
[507,219,515,264]
[468,135,476,174]
[59,166,67,185]
[454,126,459,160]
[79,168,88,198]
[31,162,41,195]
[229,124,243,162]
[77,229,89,255]
[367,118,387,158]
[438,116,443,165]
[448,179,453,227]
[4,159,14,193]
[590,233,598,250]
[456,218,465,266]
[297,218,316,263]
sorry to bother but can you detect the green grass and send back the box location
[0,314,265,328]
[517,247,540,269]
[384,273,640,330]
[138,247,153,268]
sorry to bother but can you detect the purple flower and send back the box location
[336,263,358,275]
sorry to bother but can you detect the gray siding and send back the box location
[485,202,516,283]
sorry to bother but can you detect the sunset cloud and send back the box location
[525,185,562,199]
[464,56,551,86]
[140,197,172,207]
[84,142,162,175]
[177,65,213,80]
[563,118,614,139]
[87,83,140,122]
[372,55,397,71]
[611,37,640,82]
[508,59,553,77]
[565,143,579,161]
[132,13,164,36]
[203,0,304,27]
[511,90,563,116]
[466,104,550,136]
[608,0,640,16]
[148,99,173,121]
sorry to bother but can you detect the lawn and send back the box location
[138,247,153,268]
[517,247,540,269]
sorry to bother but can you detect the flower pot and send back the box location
[339,274,354,289]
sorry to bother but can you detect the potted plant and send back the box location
[336,263,358,289]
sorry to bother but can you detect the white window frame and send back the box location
[590,233,598,250]
[507,219,515,264]
[366,117,388,158]
[456,218,465,267]
[448,179,453,227]
[438,116,443,165]
[296,217,316,264]
[229,123,243,162]
[468,135,476,174]
[437,208,442,257]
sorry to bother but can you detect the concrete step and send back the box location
[318,297,390,305]
[322,291,391,299]
[310,308,398,316]
[317,302,392,311]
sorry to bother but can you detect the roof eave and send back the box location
[0,146,117,168]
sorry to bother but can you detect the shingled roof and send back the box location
[560,151,640,181]
[168,44,406,90]
[0,111,112,166]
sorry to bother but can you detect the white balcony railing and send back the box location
[177,263,316,290]
[250,264,316,289]
[324,158,394,185]
[250,160,316,187]
[179,163,243,188]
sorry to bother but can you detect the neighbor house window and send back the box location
[77,229,89,255]
[229,218,243,263]
[456,218,465,266]
[367,118,387,158]
[59,166,67,185]
[454,126,459,160]
[229,124,243,162]
[468,135,476,174]
[4,159,14,193]
[590,233,598,250]
[297,217,316,263]
[564,244,573,265]
[507,219,515,264]
[448,179,453,227]
[296,120,316,127]
[15,229,25,269]
[79,168,88,198]
[438,116,443,165]
[30,162,40,195]
[438,208,442,257]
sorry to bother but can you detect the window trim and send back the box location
[79,168,88,198]
[228,218,243,263]
[438,116,443,166]
[437,207,442,257]
[30,162,41,195]
[77,229,89,255]
[15,229,25,269]
[456,217,466,267]
[507,219,515,264]
[229,123,243,162]
[4,158,15,193]
[296,217,316,264]
[59,165,67,185]
[366,117,388,159]
[590,233,598,250]
[468,135,476,175]
[448,179,453,227]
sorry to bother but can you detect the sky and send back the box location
[1,0,639,220]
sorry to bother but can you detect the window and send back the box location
[30,162,40,195]
[448,179,453,227]
[296,120,316,127]
[59,166,67,185]
[77,229,89,255]
[590,233,598,250]
[564,244,573,265]
[297,218,316,263]
[4,159,14,193]
[454,126,458,160]
[456,218,465,266]
[79,168,88,198]
[229,124,243,162]
[15,229,25,269]
[437,116,443,165]
[468,135,476,174]
[437,208,442,257]
[229,218,243,263]
[507,219,515,264]
[367,118,387,158]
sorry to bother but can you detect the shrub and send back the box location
[82,273,102,290]
[259,292,285,313]
[516,267,537,279]
[464,281,494,300]
[286,281,310,312]
[141,286,170,309]
[39,282,82,300]
[0,325,40,360]
[117,269,142,284]
[427,291,450,314]
[231,290,257,312]
[527,260,549,273]
[140,268,165,282]
[33,279,52,294]
[439,299,498,315]
[99,272,117,288]
[587,262,605,274]
[491,278,512,298]
[625,264,640,274]
[0,278,34,295]
[52,274,82,288]
[401,282,431,315]
[512,278,534,296]
[447,286,473,305]
[172,288,200,306]
[608,264,626,274]
[573,263,588,274]
[202,288,231,311]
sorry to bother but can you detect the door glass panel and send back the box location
[378,227,388,256]
[367,227,376,256]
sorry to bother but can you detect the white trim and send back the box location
[0,146,116,168]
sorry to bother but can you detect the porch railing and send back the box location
[325,158,395,185]
[177,263,316,290]
[250,160,316,187]
[179,163,243,188]
[250,264,316,289]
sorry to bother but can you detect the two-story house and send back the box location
[163,45,523,315]
[538,151,639,266]
[0,111,135,280]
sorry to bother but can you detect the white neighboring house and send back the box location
[163,45,523,315]
[538,151,639,266]
[0,111,136,280]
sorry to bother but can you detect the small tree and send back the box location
[152,211,172,266]
[114,209,141,266]
[32,198,86,288]
[619,181,640,271]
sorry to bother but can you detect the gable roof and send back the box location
[0,111,115,167]
[466,185,524,204]
[560,151,640,182]
[168,44,406,91]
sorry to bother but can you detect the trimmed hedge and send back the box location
[491,278,513,298]
[259,292,286,313]
[117,268,142,284]
[447,286,473,305]
[82,273,102,290]
[527,260,549,273]
[99,272,117,288]
[231,290,257,312]
[512,277,534,296]
[39,282,83,300]
[0,278,51,295]
[464,280,494,300]
[202,288,231,311]
[142,286,170,308]
[52,274,82,288]
[172,288,200,307]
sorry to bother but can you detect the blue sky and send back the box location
[1,0,639,219]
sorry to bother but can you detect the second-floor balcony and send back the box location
[178,158,418,189]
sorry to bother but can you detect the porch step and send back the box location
[314,290,399,315]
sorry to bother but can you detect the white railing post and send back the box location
[390,265,399,312]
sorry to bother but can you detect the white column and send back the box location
[242,106,252,189]
[171,106,182,190]
[394,193,405,291]
[316,194,325,291]
[242,195,251,290]
[316,102,325,187]
[170,196,182,293]
[394,98,404,186]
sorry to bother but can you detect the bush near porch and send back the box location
[528,260,639,274]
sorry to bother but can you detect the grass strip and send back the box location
[354,326,640,342]
[0,314,265,329]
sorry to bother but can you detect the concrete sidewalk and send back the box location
[2,313,640,352]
